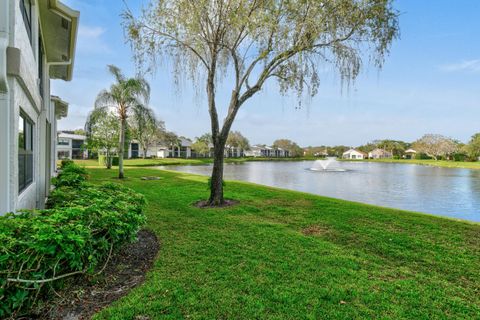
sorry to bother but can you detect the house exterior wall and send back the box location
[368,149,392,159]
[0,0,78,214]
[244,146,290,157]
[1,0,45,212]
[57,134,87,159]
[129,139,193,159]
[343,150,366,160]
[57,137,72,159]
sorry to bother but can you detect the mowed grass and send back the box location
[68,158,215,168]
[69,157,317,168]
[343,158,480,170]
[87,168,480,319]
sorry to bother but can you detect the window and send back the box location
[18,113,34,193]
[38,32,44,97]
[57,151,70,159]
[20,0,32,42]
[71,150,84,159]
[58,138,69,146]
[72,139,84,149]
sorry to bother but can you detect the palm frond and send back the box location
[94,90,115,109]
[108,64,126,83]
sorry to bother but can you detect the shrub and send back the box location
[51,162,88,188]
[0,164,146,318]
[453,153,467,162]
[60,159,74,169]
[111,156,119,166]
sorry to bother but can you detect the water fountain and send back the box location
[310,157,346,172]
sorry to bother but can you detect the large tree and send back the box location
[273,139,303,157]
[130,106,165,158]
[94,65,150,178]
[466,133,480,160]
[124,0,399,205]
[227,131,250,155]
[413,134,458,160]
[193,133,213,157]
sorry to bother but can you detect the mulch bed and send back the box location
[28,229,159,320]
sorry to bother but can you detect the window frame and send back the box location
[18,112,34,194]
[38,31,44,97]
[20,0,33,43]
[58,138,70,146]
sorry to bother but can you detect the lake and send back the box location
[157,160,480,222]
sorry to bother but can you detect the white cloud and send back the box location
[76,25,111,54]
[439,59,480,73]
[78,25,106,38]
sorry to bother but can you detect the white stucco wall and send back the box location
[1,0,51,213]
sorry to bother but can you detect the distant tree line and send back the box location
[304,133,480,161]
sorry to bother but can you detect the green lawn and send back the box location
[70,157,316,168]
[85,167,480,319]
[343,158,480,170]
[69,158,215,168]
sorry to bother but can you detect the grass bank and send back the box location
[70,157,315,168]
[342,158,480,170]
[86,167,479,319]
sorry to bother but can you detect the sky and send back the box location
[53,0,480,147]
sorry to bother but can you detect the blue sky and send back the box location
[53,0,480,147]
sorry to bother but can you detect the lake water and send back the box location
[157,161,480,222]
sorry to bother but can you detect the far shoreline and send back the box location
[70,157,480,171]
[339,158,480,170]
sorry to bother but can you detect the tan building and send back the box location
[368,148,393,159]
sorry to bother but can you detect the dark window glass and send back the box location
[18,112,34,193]
[72,140,84,149]
[20,0,32,42]
[38,32,44,97]
[72,149,83,159]
[58,138,69,146]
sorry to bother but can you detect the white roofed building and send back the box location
[342,149,367,160]
[57,132,88,160]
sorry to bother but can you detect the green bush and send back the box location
[51,161,88,188]
[111,156,119,166]
[0,163,146,318]
[60,159,74,168]
[453,153,467,162]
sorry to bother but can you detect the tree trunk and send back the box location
[209,138,226,205]
[143,147,147,159]
[118,118,126,179]
[106,150,112,169]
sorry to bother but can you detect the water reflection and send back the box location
[157,161,480,222]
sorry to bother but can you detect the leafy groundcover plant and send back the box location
[0,162,146,317]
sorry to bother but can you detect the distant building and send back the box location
[342,149,367,160]
[244,145,290,157]
[404,149,417,159]
[244,145,269,157]
[57,133,88,159]
[224,145,244,158]
[128,138,192,158]
[368,148,393,159]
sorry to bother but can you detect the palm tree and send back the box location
[94,65,150,178]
